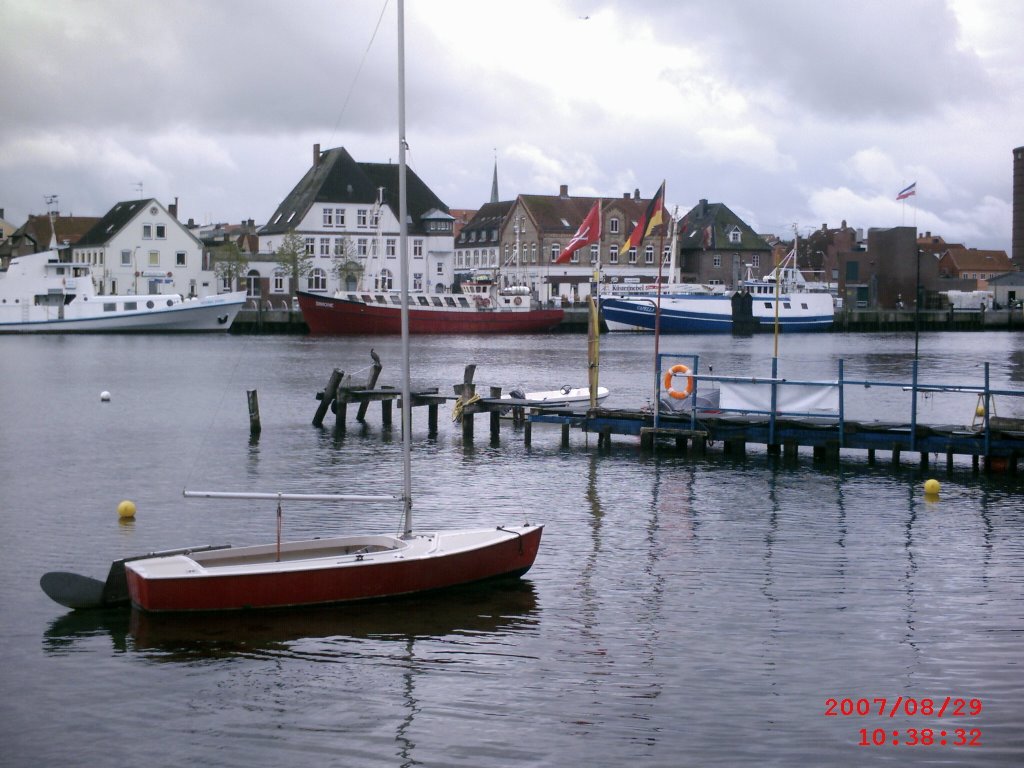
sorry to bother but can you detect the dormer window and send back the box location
[728,227,741,245]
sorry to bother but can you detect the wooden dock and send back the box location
[309,352,1024,474]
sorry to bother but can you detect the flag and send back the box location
[620,181,666,253]
[702,224,714,249]
[897,182,916,200]
[556,200,601,264]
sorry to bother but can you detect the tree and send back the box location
[211,240,249,292]
[276,230,313,292]
[331,236,364,288]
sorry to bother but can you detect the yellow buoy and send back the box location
[975,404,985,418]
[923,479,940,497]
[117,499,137,519]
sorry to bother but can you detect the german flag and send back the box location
[620,181,665,253]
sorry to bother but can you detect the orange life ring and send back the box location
[663,364,694,400]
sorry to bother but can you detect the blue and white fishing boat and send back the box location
[600,251,835,334]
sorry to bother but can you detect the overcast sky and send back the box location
[2,0,1021,251]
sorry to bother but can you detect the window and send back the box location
[323,209,333,227]
[413,272,423,291]
[334,237,345,256]
[729,227,741,244]
[336,208,345,227]
[413,239,423,257]
[437,262,444,274]
[590,244,599,264]
[221,275,233,291]
[379,269,394,290]
[610,246,619,265]
[357,209,368,228]
[530,243,537,264]
[551,244,561,262]
[273,271,286,293]
[358,238,368,256]
[371,210,380,228]
[627,247,637,264]
[320,237,331,256]
[304,237,315,255]
[246,269,261,297]
[155,224,166,239]
[752,254,760,268]
[644,245,654,264]
[176,252,186,267]
[386,238,396,258]
[148,250,159,267]
[143,224,152,239]
[609,218,620,235]
[121,250,132,267]
[308,268,327,291]
[713,254,722,268]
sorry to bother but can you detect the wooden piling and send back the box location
[247,389,261,438]
[490,386,501,442]
[313,369,343,427]
[356,360,383,422]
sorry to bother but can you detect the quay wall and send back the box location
[229,305,1024,334]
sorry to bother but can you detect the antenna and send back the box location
[134,181,144,199]
[44,194,59,215]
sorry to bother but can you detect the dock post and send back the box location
[427,403,438,436]
[892,445,901,467]
[247,389,261,438]
[381,398,392,429]
[490,386,502,442]
[313,369,343,427]
[972,454,980,473]
[767,443,781,456]
[920,451,929,470]
[524,419,532,447]
[946,450,954,473]
[867,448,876,465]
[561,422,570,448]
[783,441,798,461]
[357,357,383,422]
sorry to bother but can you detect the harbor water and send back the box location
[1,330,1023,766]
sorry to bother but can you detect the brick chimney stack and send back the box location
[313,143,321,169]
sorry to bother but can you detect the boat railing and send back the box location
[656,353,1022,454]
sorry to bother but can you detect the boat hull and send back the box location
[600,294,834,334]
[0,292,247,333]
[297,291,563,334]
[125,525,543,612]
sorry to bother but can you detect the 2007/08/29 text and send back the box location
[824,696,982,718]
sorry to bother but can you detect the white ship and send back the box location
[0,249,246,333]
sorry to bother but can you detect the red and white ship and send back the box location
[297,274,563,335]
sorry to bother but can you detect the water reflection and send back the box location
[42,581,539,661]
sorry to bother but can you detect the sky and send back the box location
[2,0,1022,252]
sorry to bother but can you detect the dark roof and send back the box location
[677,199,770,252]
[75,199,152,246]
[260,146,449,236]
[458,200,514,244]
[1,213,101,257]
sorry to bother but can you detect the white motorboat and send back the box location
[0,249,246,333]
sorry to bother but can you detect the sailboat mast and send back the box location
[397,0,413,536]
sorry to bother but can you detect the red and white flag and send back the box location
[556,200,601,264]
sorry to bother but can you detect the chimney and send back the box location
[169,197,178,220]
[622,192,630,199]
[634,188,640,201]
[699,199,708,217]
[313,143,321,168]
[559,184,568,198]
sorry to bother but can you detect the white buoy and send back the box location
[100,391,111,402]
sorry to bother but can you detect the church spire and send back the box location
[490,150,499,204]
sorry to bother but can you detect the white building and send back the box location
[256,145,455,298]
[71,198,215,298]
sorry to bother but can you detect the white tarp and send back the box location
[719,381,839,415]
